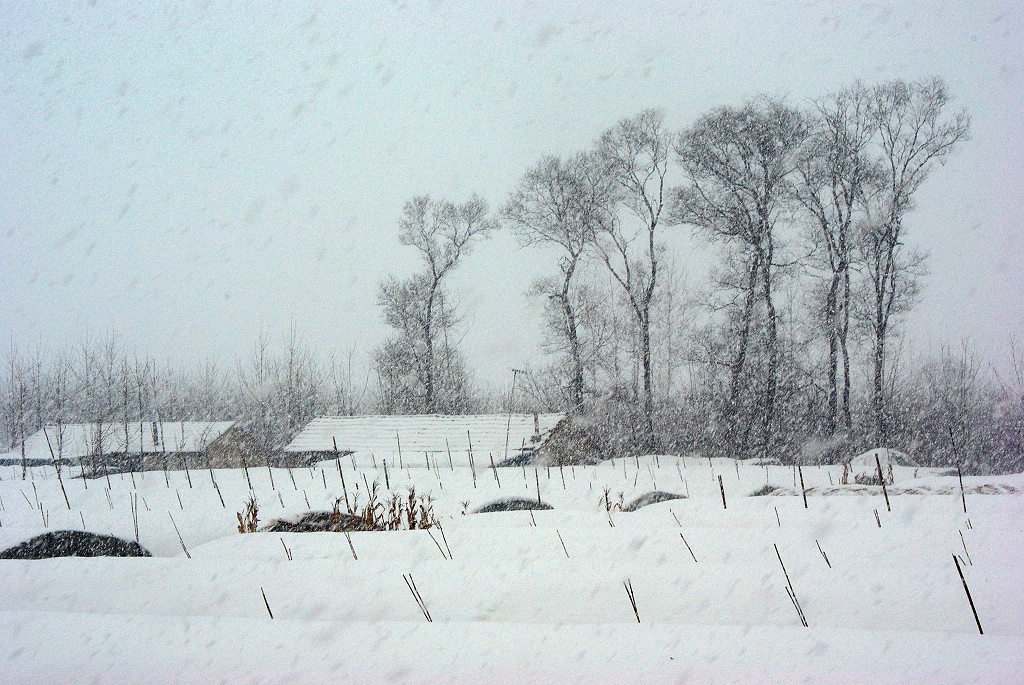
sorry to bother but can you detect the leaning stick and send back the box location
[343,531,357,560]
[875,453,890,512]
[168,512,190,559]
[623,579,640,623]
[949,427,967,513]
[680,533,698,563]
[403,574,432,622]
[816,539,831,568]
[798,465,808,509]
[953,554,983,634]
[556,529,569,558]
[261,587,274,619]
[489,453,501,487]
[436,522,453,559]
[426,528,449,560]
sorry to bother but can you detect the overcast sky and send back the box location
[2,1,1022,386]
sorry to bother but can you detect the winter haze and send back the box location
[1,1,1022,383]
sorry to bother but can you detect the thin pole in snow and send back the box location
[953,554,983,634]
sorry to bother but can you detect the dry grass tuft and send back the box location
[237,496,259,533]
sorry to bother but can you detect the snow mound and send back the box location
[472,498,553,513]
[622,491,686,511]
[843,448,910,485]
[0,530,151,559]
[263,511,380,533]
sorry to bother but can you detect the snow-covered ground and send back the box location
[1,456,1022,683]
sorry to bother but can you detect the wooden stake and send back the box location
[624,579,640,623]
[556,529,569,558]
[403,574,432,622]
[959,530,973,565]
[489,453,500,487]
[875,453,890,512]
[774,544,807,626]
[339,468,350,512]
[426,528,449,560]
[958,463,967,514]
[437,522,453,559]
[168,512,190,558]
[798,465,808,509]
[261,587,274,619]
[680,533,698,563]
[953,554,983,634]
[816,540,831,568]
[334,437,343,482]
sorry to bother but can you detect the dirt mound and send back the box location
[263,510,381,533]
[0,530,151,559]
[0,457,74,467]
[622,491,686,511]
[748,483,1020,497]
[473,498,554,513]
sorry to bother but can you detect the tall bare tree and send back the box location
[795,82,879,434]
[503,152,615,412]
[674,97,810,459]
[375,273,466,413]
[864,77,970,443]
[595,109,674,450]
[379,194,494,413]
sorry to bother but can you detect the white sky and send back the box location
[1,1,1022,386]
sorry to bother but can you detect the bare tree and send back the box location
[375,274,469,413]
[674,97,810,459]
[795,82,879,434]
[378,194,494,412]
[49,352,72,475]
[649,252,692,400]
[503,152,615,412]
[594,109,674,450]
[864,77,970,443]
[328,344,367,416]
[4,347,29,476]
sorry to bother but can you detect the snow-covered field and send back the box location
[1,456,1022,683]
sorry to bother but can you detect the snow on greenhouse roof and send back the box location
[284,414,565,460]
[1,421,234,463]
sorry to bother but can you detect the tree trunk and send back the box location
[560,291,584,414]
[761,242,779,461]
[725,253,760,457]
[872,292,887,445]
[839,260,852,432]
[824,272,840,435]
[638,310,655,451]
[423,285,436,413]
[728,254,760,409]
